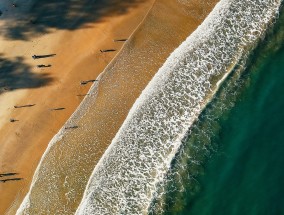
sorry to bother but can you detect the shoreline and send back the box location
[0,0,155,213]
[16,0,220,214]
[75,0,283,213]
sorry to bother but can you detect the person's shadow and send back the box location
[0,54,53,94]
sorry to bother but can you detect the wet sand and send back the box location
[15,0,220,214]
[0,0,155,214]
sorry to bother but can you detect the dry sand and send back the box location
[13,0,220,214]
[0,0,155,214]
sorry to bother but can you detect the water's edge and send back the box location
[76,1,282,214]
[157,4,284,212]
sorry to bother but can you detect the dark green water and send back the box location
[186,43,284,215]
[160,5,284,215]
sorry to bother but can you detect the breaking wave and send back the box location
[75,0,282,214]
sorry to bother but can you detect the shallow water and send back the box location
[162,3,284,215]
[16,0,283,214]
[14,0,220,214]
[75,1,282,214]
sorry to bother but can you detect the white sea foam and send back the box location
[75,0,282,214]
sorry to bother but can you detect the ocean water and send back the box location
[16,1,283,214]
[74,1,282,214]
[162,4,284,215]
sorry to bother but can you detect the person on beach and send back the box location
[37,64,51,68]
[100,49,116,53]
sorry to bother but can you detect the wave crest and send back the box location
[75,0,282,214]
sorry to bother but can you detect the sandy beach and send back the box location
[0,0,154,214]
[0,0,280,214]
[13,0,220,214]
[0,0,223,214]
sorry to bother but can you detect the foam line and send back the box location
[75,0,282,214]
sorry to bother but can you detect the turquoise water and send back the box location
[162,5,284,215]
